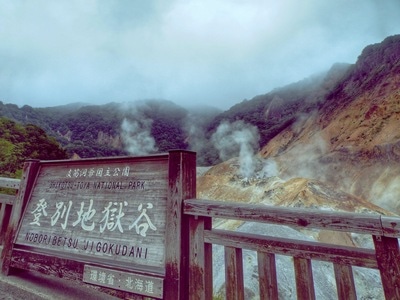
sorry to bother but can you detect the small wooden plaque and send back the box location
[83,264,163,298]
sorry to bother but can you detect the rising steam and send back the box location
[211,120,260,179]
[121,117,157,155]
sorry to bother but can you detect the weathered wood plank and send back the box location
[334,263,356,300]
[258,252,278,300]
[225,246,244,300]
[294,257,315,300]
[381,216,400,237]
[184,199,385,235]
[188,216,206,300]
[0,204,12,245]
[188,216,213,300]
[373,235,400,299]
[204,229,378,268]
[0,178,20,190]
[203,218,213,300]
[164,150,196,300]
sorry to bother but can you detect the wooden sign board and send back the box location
[15,155,169,272]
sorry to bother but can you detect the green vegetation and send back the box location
[0,100,191,159]
[0,117,68,177]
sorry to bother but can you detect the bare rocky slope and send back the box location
[260,35,400,214]
[197,35,400,299]
[199,35,400,214]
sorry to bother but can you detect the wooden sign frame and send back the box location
[0,150,196,300]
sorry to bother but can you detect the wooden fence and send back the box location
[1,174,400,299]
[184,199,400,300]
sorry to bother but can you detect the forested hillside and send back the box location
[0,100,221,163]
[0,117,67,177]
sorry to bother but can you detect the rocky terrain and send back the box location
[197,35,400,299]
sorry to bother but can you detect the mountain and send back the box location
[197,35,400,298]
[258,35,400,214]
[1,35,399,212]
[0,99,222,161]
[197,35,400,211]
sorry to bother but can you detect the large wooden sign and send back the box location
[15,155,168,271]
[6,151,196,299]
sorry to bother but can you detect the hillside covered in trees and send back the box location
[0,100,222,165]
[0,117,67,177]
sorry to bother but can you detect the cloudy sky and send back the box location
[0,0,399,109]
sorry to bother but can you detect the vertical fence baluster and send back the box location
[189,215,212,300]
[225,246,244,300]
[258,252,278,300]
[293,257,316,300]
[333,263,356,300]
[204,218,212,300]
[0,203,6,245]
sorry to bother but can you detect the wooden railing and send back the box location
[1,174,400,299]
[0,177,19,248]
[184,199,400,300]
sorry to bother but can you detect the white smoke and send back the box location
[121,117,157,155]
[211,120,260,178]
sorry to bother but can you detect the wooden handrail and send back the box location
[204,229,378,268]
[184,198,400,237]
[0,178,20,190]
[184,198,400,300]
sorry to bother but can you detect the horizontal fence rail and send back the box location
[184,198,400,300]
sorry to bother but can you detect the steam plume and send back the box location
[212,120,260,178]
[121,117,157,155]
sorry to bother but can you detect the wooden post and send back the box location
[373,235,400,299]
[293,257,316,300]
[225,246,244,300]
[188,215,212,300]
[164,150,196,300]
[1,159,40,275]
[258,252,278,300]
[333,263,356,300]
